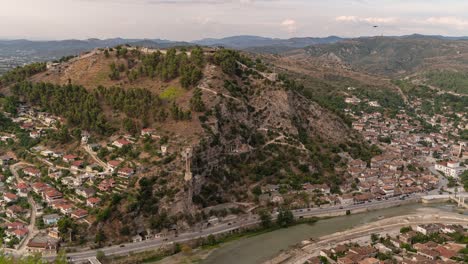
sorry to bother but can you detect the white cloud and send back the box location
[335,16,397,25]
[420,16,468,29]
[281,19,297,33]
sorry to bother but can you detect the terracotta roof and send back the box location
[115,139,131,145]
[71,209,88,218]
[108,160,121,167]
[87,197,101,204]
[13,228,29,236]
[4,192,18,200]
[6,222,25,229]
[63,154,78,160]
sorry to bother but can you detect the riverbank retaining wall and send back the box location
[304,199,421,218]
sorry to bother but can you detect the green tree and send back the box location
[95,229,106,245]
[57,217,77,241]
[54,250,68,264]
[96,250,106,261]
[276,208,294,227]
[400,226,412,233]
[461,170,468,191]
[189,88,205,112]
[213,49,239,75]
[3,96,19,115]
[259,209,272,228]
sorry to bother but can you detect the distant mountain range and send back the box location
[0,38,191,59]
[192,35,344,49]
[0,35,345,58]
[2,34,468,64]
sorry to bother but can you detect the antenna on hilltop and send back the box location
[372,25,383,37]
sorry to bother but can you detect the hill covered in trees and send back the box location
[0,46,373,242]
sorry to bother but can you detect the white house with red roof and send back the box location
[23,167,41,177]
[107,160,122,172]
[8,228,29,240]
[98,179,115,191]
[57,203,74,215]
[3,192,18,203]
[32,182,48,194]
[86,197,101,208]
[71,209,88,219]
[118,167,135,178]
[16,182,29,197]
[71,160,84,171]
[44,189,63,203]
[6,222,26,230]
[29,131,41,139]
[63,154,78,163]
[112,138,131,148]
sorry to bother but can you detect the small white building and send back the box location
[435,161,466,178]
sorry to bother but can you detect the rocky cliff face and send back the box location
[186,59,358,208]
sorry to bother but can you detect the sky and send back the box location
[2,0,468,41]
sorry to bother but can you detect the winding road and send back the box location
[9,162,39,254]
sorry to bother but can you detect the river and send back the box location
[201,203,466,264]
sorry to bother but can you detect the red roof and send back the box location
[71,209,88,218]
[6,222,25,229]
[7,205,25,213]
[12,228,29,236]
[32,182,48,189]
[115,139,131,145]
[118,167,134,174]
[58,203,73,210]
[435,245,457,259]
[108,160,121,167]
[24,167,40,174]
[63,154,78,160]
[45,189,62,198]
[17,182,28,189]
[87,197,101,204]
[71,160,84,167]
[4,193,17,200]
[21,123,33,129]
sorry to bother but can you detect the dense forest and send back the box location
[11,82,112,134]
[109,46,205,88]
[10,81,197,135]
[425,70,468,94]
[0,62,46,86]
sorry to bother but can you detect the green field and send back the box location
[159,86,184,101]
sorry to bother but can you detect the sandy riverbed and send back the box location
[266,207,468,264]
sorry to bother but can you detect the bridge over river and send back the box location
[422,193,468,209]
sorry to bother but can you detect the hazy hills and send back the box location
[193,35,344,49]
[300,35,468,76]
[0,36,343,59]
[3,34,468,67]
[0,38,190,59]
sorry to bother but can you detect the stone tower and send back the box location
[183,147,193,181]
